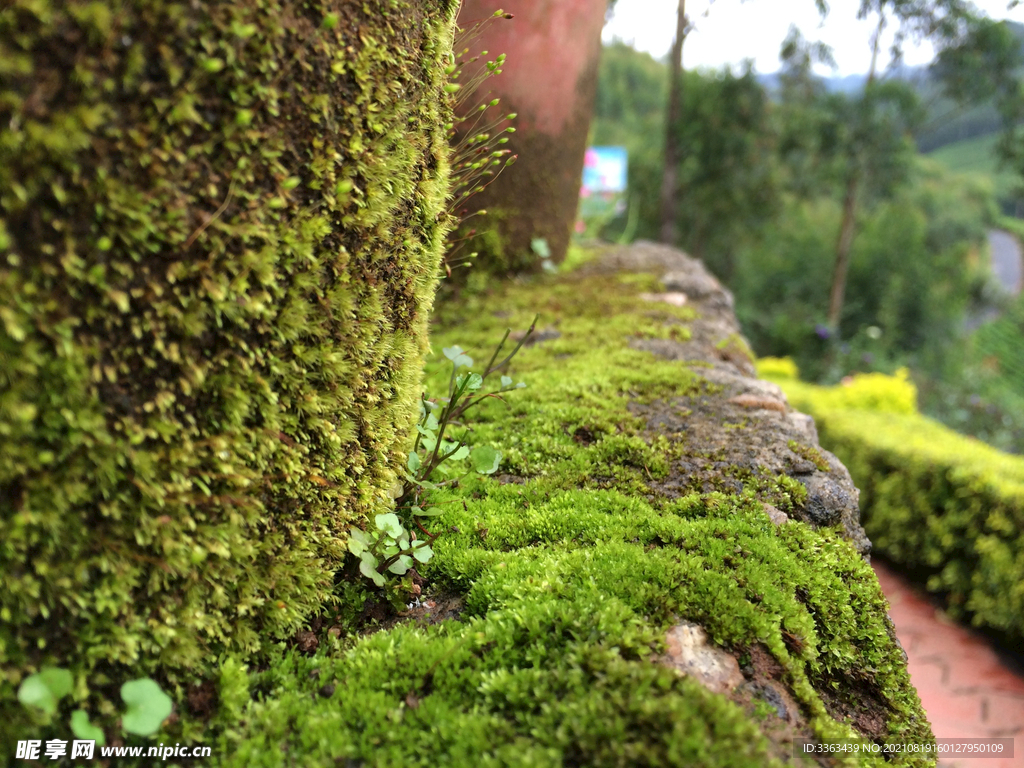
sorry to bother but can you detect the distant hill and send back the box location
[927,133,1020,211]
[909,19,1024,152]
[757,67,918,96]
[758,20,1024,154]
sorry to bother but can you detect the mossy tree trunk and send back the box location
[453,0,606,275]
[0,0,456,702]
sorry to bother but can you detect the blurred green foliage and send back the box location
[918,289,1024,454]
[734,160,994,382]
[591,42,1021,453]
[591,44,779,281]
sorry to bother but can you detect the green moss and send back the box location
[770,372,1024,643]
[0,0,458,727]
[715,333,756,366]
[188,273,932,765]
[788,440,831,472]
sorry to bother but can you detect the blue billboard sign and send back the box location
[582,146,628,194]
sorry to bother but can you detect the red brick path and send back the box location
[873,561,1024,767]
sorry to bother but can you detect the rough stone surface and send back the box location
[587,242,870,554]
[662,622,745,695]
[764,504,790,526]
[640,291,689,307]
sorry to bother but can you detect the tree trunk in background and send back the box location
[454,0,607,274]
[0,0,457,708]
[829,172,860,328]
[827,11,884,332]
[659,0,687,245]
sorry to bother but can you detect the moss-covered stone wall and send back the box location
[184,244,933,765]
[0,0,457,711]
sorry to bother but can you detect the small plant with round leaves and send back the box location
[348,318,536,595]
[346,513,435,588]
[17,667,173,745]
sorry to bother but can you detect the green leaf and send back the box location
[470,445,502,475]
[407,451,421,474]
[359,551,379,570]
[444,346,474,369]
[412,543,434,563]
[347,537,366,557]
[444,444,470,462]
[416,425,437,450]
[347,528,371,556]
[456,373,483,390]
[120,679,172,736]
[500,375,513,388]
[425,412,439,430]
[413,506,446,517]
[18,667,73,715]
[350,528,371,544]
[359,555,384,586]
[71,710,106,745]
[388,555,413,575]
[404,473,439,491]
[375,513,403,539]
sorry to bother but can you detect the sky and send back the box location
[602,0,1024,76]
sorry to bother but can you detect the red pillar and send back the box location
[455,0,607,273]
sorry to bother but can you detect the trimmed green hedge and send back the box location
[0,0,457,711]
[764,364,1024,643]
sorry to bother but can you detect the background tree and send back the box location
[669,66,780,279]
[593,49,779,280]
[824,78,924,328]
[816,0,979,330]
[932,16,1024,203]
[659,0,688,244]
[451,0,608,277]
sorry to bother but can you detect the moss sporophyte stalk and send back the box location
[442,10,519,278]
